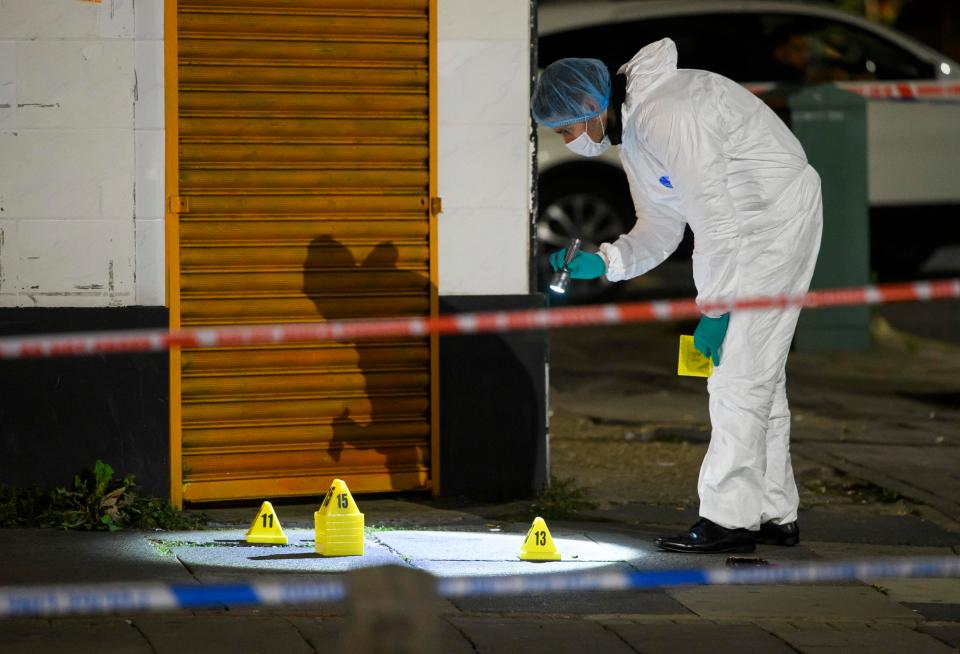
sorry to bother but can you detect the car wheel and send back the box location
[537,169,634,303]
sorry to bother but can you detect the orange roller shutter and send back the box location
[167,0,433,503]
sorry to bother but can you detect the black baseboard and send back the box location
[0,307,169,497]
[439,295,548,499]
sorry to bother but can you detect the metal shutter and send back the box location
[165,0,436,504]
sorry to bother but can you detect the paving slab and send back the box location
[373,528,641,562]
[200,499,484,530]
[0,529,193,585]
[919,624,960,648]
[149,527,314,547]
[792,511,960,546]
[168,537,406,578]
[792,421,960,447]
[570,525,689,560]
[803,542,957,560]
[448,615,636,654]
[905,603,960,621]
[879,301,960,345]
[364,499,488,529]
[626,549,733,571]
[411,559,638,578]
[573,504,702,531]
[0,618,152,654]
[280,617,342,651]
[270,593,459,619]
[605,621,795,654]
[288,615,476,653]
[452,588,691,616]
[788,385,959,434]
[214,603,348,617]
[552,384,710,426]
[135,615,314,654]
[762,620,957,653]
[667,585,919,620]
[800,443,960,521]
[634,549,816,571]
[871,578,960,604]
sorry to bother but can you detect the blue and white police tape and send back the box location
[2,556,959,618]
[0,579,347,618]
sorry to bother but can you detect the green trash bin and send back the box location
[789,85,871,351]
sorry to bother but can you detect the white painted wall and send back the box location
[0,0,163,308]
[437,0,533,295]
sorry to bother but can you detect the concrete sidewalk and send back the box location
[1,497,958,653]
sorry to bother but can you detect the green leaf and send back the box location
[93,460,114,496]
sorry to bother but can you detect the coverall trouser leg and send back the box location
[697,304,802,531]
[696,167,822,531]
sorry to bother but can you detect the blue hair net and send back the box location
[532,58,611,128]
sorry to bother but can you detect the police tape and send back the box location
[2,556,959,617]
[744,80,960,100]
[837,80,960,100]
[0,278,958,360]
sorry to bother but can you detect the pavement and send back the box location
[1,304,960,652]
[0,504,958,653]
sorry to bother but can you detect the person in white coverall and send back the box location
[533,38,822,553]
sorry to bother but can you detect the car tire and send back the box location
[536,167,634,303]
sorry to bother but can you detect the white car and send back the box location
[536,0,960,300]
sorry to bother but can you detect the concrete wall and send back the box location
[437,0,533,295]
[0,0,164,308]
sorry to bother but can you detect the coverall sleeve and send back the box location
[643,103,740,316]
[600,202,685,282]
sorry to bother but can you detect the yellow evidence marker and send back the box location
[519,516,561,561]
[677,334,713,378]
[315,478,365,557]
[245,501,288,545]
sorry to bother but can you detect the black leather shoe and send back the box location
[757,520,799,546]
[655,518,756,553]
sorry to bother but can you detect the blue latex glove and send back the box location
[693,313,729,366]
[548,249,606,279]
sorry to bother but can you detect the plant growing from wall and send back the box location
[530,475,596,519]
[0,460,205,531]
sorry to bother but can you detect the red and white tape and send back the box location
[744,80,960,101]
[0,279,958,361]
[837,80,960,100]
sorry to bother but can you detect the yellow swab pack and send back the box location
[678,335,713,377]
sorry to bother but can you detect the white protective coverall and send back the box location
[598,38,823,531]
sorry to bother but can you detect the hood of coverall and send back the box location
[617,38,679,105]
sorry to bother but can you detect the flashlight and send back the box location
[549,238,582,294]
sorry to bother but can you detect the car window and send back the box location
[538,14,770,82]
[759,13,936,82]
[539,10,936,85]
